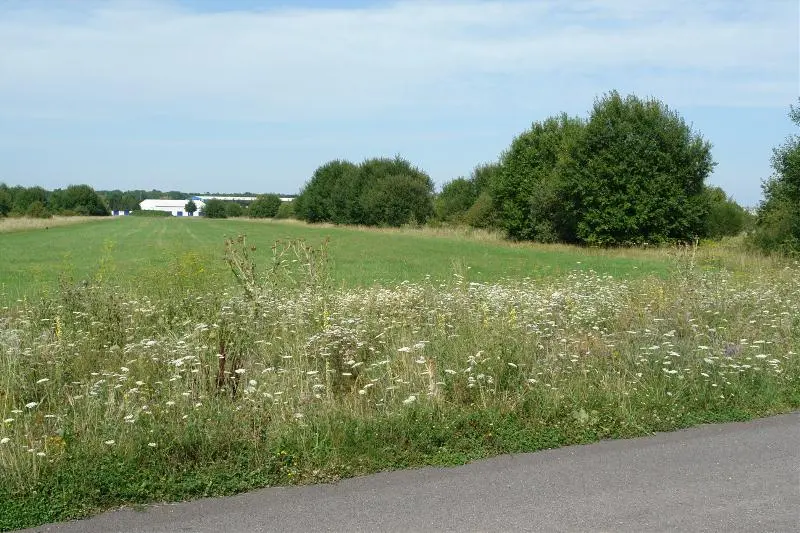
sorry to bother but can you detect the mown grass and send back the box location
[0,217,671,305]
[0,222,798,531]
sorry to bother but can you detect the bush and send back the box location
[296,156,434,226]
[752,99,800,255]
[494,113,584,241]
[201,199,228,219]
[463,191,500,229]
[249,194,283,218]
[26,201,51,219]
[435,178,478,223]
[562,92,714,245]
[275,201,295,219]
[360,173,434,227]
[0,186,11,217]
[294,160,360,223]
[703,186,751,239]
[225,202,245,218]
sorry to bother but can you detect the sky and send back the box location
[0,0,797,206]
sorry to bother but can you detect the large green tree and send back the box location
[753,99,800,254]
[562,92,714,245]
[294,160,360,223]
[494,114,584,242]
[296,156,434,226]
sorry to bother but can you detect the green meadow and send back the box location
[0,217,670,303]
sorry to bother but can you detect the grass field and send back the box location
[0,217,672,303]
[1,217,798,530]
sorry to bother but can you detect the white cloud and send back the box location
[0,0,796,122]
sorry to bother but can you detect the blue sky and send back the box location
[0,0,797,206]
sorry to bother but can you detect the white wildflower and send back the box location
[403,395,417,405]
[25,402,38,409]
[0,437,10,445]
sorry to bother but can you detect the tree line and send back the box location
[295,91,798,254]
[0,184,110,218]
[0,185,293,220]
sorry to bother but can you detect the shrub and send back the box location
[295,160,360,223]
[360,173,434,227]
[225,202,245,218]
[463,191,500,229]
[494,113,584,241]
[435,178,477,223]
[275,200,295,219]
[249,194,283,218]
[25,201,51,219]
[0,185,11,217]
[201,199,228,219]
[703,186,751,239]
[752,99,800,255]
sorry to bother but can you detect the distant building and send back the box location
[196,195,294,203]
[139,197,205,217]
[110,210,132,216]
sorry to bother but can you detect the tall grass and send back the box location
[0,237,798,530]
[0,216,108,233]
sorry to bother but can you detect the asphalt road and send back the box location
[21,413,799,533]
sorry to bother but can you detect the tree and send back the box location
[48,185,109,216]
[12,186,48,215]
[562,92,714,245]
[702,186,751,239]
[184,200,197,216]
[225,201,244,217]
[296,156,434,226]
[360,173,435,226]
[752,99,800,255]
[275,200,295,219]
[494,114,585,242]
[249,194,282,218]
[200,199,228,218]
[295,160,359,223]
[435,178,477,223]
[0,184,10,217]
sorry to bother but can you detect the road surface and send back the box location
[21,413,799,532]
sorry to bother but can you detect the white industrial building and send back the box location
[139,198,205,217]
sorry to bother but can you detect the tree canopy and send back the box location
[296,156,434,227]
[249,194,283,218]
